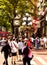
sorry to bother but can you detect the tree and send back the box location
[0,0,37,33]
[0,0,12,31]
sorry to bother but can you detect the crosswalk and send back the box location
[0,52,47,65]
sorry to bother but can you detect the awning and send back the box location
[0,31,10,37]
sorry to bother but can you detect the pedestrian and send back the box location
[1,39,11,65]
[27,38,32,47]
[1,37,6,46]
[30,37,34,48]
[9,38,18,65]
[22,43,33,65]
[35,37,40,50]
[18,39,24,61]
[40,36,45,49]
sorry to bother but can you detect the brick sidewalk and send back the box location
[32,49,47,55]
[0,53,47,65]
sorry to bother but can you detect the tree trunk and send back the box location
[11,19,14,34]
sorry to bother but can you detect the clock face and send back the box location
[13,20,20,26]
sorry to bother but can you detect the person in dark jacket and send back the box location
[22,44,31,65]
[1,40,11,65]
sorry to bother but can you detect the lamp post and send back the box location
[22,13,32,38]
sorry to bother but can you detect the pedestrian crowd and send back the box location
[0,36,33,65]
[0,35,47,65]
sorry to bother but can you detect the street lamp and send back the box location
[22,13,32,38]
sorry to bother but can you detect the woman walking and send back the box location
[22,43,33,65]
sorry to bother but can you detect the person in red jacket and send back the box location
[27,38,32,47]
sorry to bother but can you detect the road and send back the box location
[0,46,47,65]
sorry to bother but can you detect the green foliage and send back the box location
[0,0,37,32]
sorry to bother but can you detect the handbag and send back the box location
[29,55,34,60]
